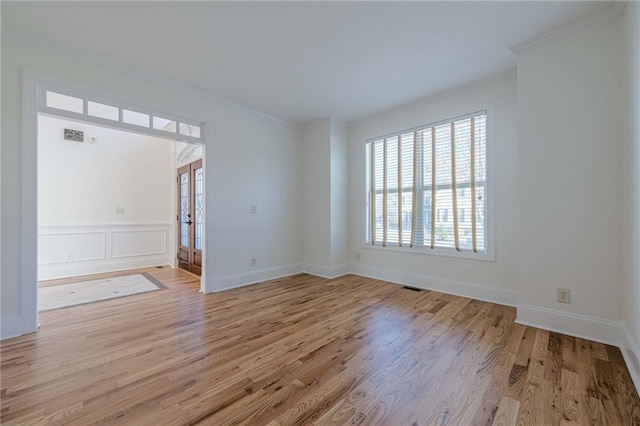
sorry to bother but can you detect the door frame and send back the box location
[19,70,214,336]
[176,159,204,276]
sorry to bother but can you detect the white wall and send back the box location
[301,117,350,277]
[622,0,640,386]
[302,118,331,268]
[0,9,3,341]
[515,19,624,328]
[38,115,174,225]
[348,73,519,304]
[330,118,349,267]
[1,31,303,338]
[37,115,175,279]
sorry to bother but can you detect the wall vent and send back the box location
[402,286,422,292]
[64,129,84,142]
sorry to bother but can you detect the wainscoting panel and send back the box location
[38,223,174,280]
[111,229,167,259]
[39,231,106,265]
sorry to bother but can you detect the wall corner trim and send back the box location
[516,305,640,395]
[1,315,24,340]
[208,263,304,293]
[510,2,626,54]
[621,323,640,395]
[303,263,351,279]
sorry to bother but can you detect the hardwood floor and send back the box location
[2,267,639,425]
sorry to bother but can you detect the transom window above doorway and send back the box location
[40,86,205,144]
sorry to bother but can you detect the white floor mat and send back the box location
[39,273,166,312]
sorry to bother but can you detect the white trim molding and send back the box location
[303,263,351,279]
[510,2,626,54]
[38,223,174,280]
[349,264,518,307]
[1,315,24,340]
[21,68,40,337]
[13,69,212,338]
[39,82,206,145]
[515,304,621,347]
[210,263,303,293]
[209,263,348,293]
[39,256,175,283]
[1,25,290,125]
[621,323,640,394]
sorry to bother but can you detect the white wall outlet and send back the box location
[251,204,257,214]
[557,288,571,304]
[356,252,361,261]
[66,253,74,261]
[115,207,125,215]
[250,258,257,267]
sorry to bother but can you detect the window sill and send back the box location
[361,243,495,262]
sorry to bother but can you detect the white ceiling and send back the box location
[2,1,614,123]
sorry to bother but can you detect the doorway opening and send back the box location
[34,85,206,315]
[18,71,211,336]
[37,113,205,312]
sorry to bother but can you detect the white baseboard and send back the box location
[38,255,175,280]
[1,314,23,340]
[209,263,304,293]
[349,263,518,307]
[621,323,640,393]
[515,304,621,346]
[303,263,351,279]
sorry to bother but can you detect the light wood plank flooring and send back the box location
[2,267,639,425]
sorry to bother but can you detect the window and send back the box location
[122,109,150,127]
[365,111,487,254]
[41,89,205,143]
[87,101,119,121]
[437,209,448,223]
[46,92,83,113]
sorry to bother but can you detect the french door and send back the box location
[177,159,203,276]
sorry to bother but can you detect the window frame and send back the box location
[361,105,496,262]
[38,82,206,145]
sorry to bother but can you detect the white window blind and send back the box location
[365,112,487,254]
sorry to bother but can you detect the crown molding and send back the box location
[510,1,626,55]
[0,24,292,125]
[350,68,516,125]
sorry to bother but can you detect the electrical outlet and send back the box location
[115,207,125,215]
[557,288,571,304]
[66,253,74,261]
[251,204,257,214]
[250,258,257,267]
[356,252,361,261]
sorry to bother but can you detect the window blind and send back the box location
[365,112,487,254]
